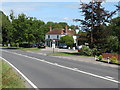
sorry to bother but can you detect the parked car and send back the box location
[32,43,37,47]
[37,43,46,48]
[59,43,67,49]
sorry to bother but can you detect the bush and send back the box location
[92,48,101,56]
[106,36,119,53]
[98,55,103,61]
[60,35,74,48]
[111,56,118,63]
[19,43,32,48]
[80,45,93,56]
[11,43,19,47]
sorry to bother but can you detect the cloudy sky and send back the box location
[1,0,119,25]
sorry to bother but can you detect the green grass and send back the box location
[68,49,75,50]
[4,46,40,51]
[100,58,120,64]
[6,47,21,49]
[0,59,2,89]
[1,59,26,88]
[48,52,91,57]
[20,48,40,51]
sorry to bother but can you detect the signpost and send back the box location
[52,40,55,53]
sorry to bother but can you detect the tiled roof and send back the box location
[46,29,75,35]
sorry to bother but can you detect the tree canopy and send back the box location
[1,10,76,47]
[75,1,120,49]
[107,17,120,54]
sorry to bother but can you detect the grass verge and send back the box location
[4,46,40,51]
[20,48,40,51]
[68,49,75,50]
[0,59,26,88]
[48,52,91,57]
[0,59,2,89]
[101,59,120,65]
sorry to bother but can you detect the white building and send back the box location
[45,26,77,47]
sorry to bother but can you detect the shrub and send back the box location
[80,45,92,56]
[92,48,100,56]
[98,55,103,61]
[19,43,32,48]
[60,35,74,48]
[111,56,118,63]
[106,36,119,53]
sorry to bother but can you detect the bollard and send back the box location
[73,47,75,50]
[95,56,98,61]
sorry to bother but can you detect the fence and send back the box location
[102,53,120,61]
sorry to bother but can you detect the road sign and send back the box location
[52,40,55,48]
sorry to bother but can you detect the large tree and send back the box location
[9,12,47,44]
[75,1,120,49]
[1,10,76,47]
[1,11,13,46]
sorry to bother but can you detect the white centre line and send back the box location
[2,50,120,84]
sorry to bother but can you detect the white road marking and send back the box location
[2,50,120,84]
[73,68,79,70]
[0,57,38,89]
[54,63,58,65]
[105,76,114,79]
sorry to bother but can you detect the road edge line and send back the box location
[0,57,38,89]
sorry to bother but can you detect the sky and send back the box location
[1,0,120,25]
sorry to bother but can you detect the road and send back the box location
[1,48,119,89]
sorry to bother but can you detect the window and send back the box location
[57,35,59,39]
[48,35,50,39]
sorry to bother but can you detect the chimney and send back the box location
[50,26,52,32]
[65,25,68,34]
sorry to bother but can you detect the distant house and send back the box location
[45,25,77,47]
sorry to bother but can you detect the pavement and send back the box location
[1,47,119,88]
[30,47,119,68]
[34,47,78,54]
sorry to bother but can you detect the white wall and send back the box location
[73,36,77,43]
[45,34,65,40]
[45,34,77,44]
